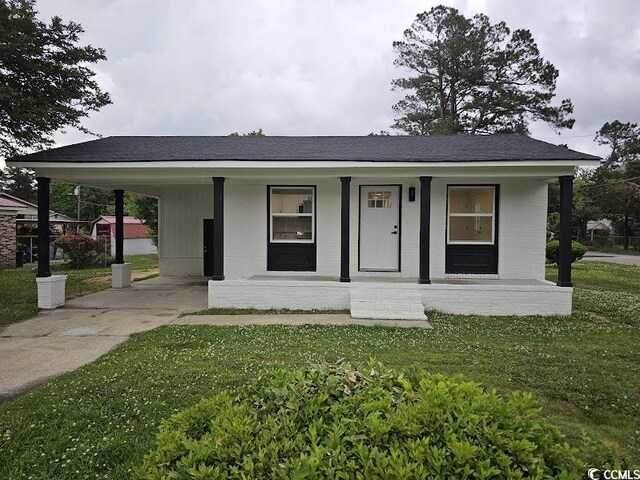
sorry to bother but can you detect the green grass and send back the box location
[547,260,640,293]
[0,260,639,478]
[0,255,158,327]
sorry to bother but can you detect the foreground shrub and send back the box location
[546,239,587,265]
[53,234,109,268]
[137,362,607,479]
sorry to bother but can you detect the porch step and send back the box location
[350,287,428,321]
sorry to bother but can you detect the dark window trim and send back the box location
[445,183,500,274]
[357,184,402,273]
[266,184,317,272]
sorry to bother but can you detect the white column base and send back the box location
[36,275,67,309]
[112,263,132,289]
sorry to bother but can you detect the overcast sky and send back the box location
[17,0,640,162]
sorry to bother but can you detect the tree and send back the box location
[0,166,36,202]
[49,183,113,223]
[0,0,111,158]
[391,5,574,135]
[228,129,265,137]
[126,194,158,245]
[589,120,640,249]
[595,121,640,171]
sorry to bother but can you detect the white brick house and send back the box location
[8,135,599,318]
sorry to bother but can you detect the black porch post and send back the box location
[212,177,225,280]
[557,175,574,287]
[419,176,432,284]
[114,189,125,264]
[36,177,51,278]
[340,176,351,282]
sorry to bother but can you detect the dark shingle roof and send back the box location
[9,134,600,163]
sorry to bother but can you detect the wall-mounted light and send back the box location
[408,187,416,202]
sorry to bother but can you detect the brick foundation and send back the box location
[0,213,17,268]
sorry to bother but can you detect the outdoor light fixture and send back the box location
[409,187,416,202]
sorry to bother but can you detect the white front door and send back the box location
[359,185,400,271]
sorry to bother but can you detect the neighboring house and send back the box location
[8,135,599,317]
[91,215,157,256]
[0,192,78,229]
[0,192,81,264]
[586,218,613,239]
[0,196,26,268]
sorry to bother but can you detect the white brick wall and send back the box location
[423,283,572,316]
[209,279,350,310]
[160,177,550,282]
[208,279,572,316]
[429,177,548,280]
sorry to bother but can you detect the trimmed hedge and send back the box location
[546,240,587,265]
[137,362,612,479]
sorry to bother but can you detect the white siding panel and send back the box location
[159,185,212,276]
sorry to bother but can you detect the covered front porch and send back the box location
[27,168,576,319]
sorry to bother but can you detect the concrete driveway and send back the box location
[583,251,640,266]
[0,276,427,402]
[0,277,208,402]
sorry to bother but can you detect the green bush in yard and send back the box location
[137,362,601,479]
[546,240,588,265]
[53,233,111,268]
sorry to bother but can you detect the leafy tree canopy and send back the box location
[125,193,158,244]
[595,120,640,171]
[49,183,113,222]
[580,120,640,249]
[0,0,111,158]
[391,5,574,135]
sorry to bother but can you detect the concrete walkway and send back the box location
[583,251,640,266]
[0,276,428,402]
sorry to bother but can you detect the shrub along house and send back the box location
[7,135,599,318]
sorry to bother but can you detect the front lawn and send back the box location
[0,254,158,327]
[0,260,638,478]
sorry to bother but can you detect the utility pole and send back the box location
[74,185,81,233]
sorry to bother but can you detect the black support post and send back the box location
[36,177,51,278]
[212,177,225,280]
[114,189,125,264]
[419,176,432,284]
[340,176,351,282]
[557,175,574,287]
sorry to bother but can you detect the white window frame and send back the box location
[447,186,496,245]
[269,186,315,243]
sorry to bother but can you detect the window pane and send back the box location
[449,187,494,214]
[272,188,313,214]
[272,216,313,241]
[449,216,493,242]
[367,191,391,208]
